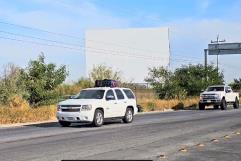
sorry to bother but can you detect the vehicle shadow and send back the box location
[24,119,122,128]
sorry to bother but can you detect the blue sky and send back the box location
[0,0,240,83]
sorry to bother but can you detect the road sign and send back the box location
[208,43,241,55]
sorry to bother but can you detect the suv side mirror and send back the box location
[201,89,204,92]
[227,89,232,93]
[106,95,114,100]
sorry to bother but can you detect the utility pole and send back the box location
[211,34,225,74]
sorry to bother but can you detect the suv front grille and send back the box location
[61,108,80,112]
[61,105,81,108]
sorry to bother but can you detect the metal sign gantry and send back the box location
[204,42,241,69]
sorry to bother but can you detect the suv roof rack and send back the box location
[95,79,118,88]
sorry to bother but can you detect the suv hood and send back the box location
[201,91,224,95]
[58,99,103,105]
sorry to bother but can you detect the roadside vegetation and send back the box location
[0,54,240,124]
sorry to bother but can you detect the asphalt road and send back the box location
[0,108,241,161]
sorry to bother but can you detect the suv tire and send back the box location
[214,105,219,110]
[233,97,239,109]
[220,98,227,110]
[123,108,133,123]
[199,103,205,110]
[93,109,104,127]
[59,121,71,127]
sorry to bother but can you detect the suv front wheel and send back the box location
[220,98,227,110]
[123,108,133,123]
[59,121,71,127]
[93,109,104,127]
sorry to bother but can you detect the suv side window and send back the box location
[106,90,116,100]
[123,89,135,99]
[225,87,229,93]
[115,89,125,100]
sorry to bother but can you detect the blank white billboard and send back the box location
[85,27,170,82]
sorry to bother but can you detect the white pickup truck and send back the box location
[56,87,138,127]
[199,85,239,110]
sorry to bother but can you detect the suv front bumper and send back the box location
[56,111,94,123]
[199,99,221,106]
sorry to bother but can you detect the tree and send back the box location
[89,64,122,82]
[145,67,187,99]
[0,63,28,104]
[174,64,224,96]
[229,78,241,91]
[21,54,68,106]
[145,64,224,99]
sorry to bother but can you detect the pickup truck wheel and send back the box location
[93,109,104,127]
[199,103,205,110]
[123,108,133,123]
[214,105,219,110]
[233,97,239,109]
[220,98,227,110]
[59,121,71,127]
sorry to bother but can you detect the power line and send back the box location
[0,35,169,61]
[0,20,201,61]
[0,30,170,59]
[0,30,82,47]
[0,20,174,57]
[0,20,83,40]
[0,35,206,65]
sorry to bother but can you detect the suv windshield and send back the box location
[207,87,224,92]
[74,90,105,99]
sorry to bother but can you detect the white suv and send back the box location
[56,87,138,127]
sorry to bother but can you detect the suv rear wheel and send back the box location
[233,97,239,109]
[123,108,133,123]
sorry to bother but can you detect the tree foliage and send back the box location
[20,54,68,106]
[89,64,122,82]
[229,78,241,91]
[0,63,28,104]
[145,67,187,99]
[174,64,224,96]
[145,64,224,99]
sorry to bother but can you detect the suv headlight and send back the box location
[214,94,220,99]
[81,105,92,111]
[200,95,203,100]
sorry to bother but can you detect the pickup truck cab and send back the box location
[56,86,138,127]
[199,85,239,110]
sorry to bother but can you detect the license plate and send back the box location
[205,100,211,103]
[67,117,74,121]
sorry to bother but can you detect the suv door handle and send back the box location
[124,101,127,103]
[114,102,117,104]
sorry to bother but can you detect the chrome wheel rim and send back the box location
[96,112,103,125]
[126,110,133,121]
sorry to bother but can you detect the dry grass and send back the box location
[138,97,199,112]
[0,105,56,124]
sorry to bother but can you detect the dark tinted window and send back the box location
[75,90,105,99]
[106,90,116,100]
[115,89,125,100]
[123,89,135,99]
[207,87,224,92]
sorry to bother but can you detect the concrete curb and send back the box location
[0,119,57,128]
[0,109,175,128]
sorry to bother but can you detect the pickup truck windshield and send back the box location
[74,90,105,99]
[207,87,224,92]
